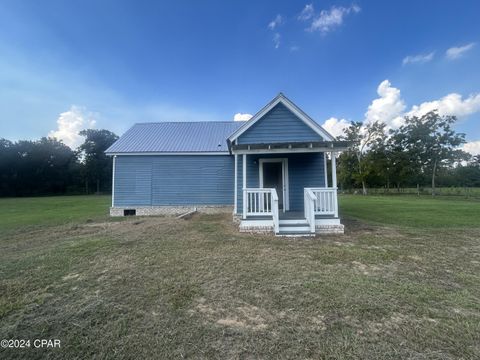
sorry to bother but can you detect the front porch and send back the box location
[232,144,346,236]
[226,93,349,235]
[238,187,343,236]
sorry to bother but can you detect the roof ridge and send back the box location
[134,121,239,125]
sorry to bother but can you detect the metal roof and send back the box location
[105,121,243,154]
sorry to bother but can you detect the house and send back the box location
[105,93,349,235]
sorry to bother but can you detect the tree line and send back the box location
[0,130,118,197]
[337,111,480,194]
[0,110,478,198]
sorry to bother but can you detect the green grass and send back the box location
[0,195,111,231]
[340,194,480,228]
[0,195,479,359]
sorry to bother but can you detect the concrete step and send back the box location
[278,225,311,232]
[279,219,308,225]
[276,230,315,237]
[279,222,309,228]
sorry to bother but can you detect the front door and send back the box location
[261,160,285,211]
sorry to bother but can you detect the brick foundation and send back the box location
[110,205,233,217]
[315,224,345,234]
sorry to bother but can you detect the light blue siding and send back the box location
[237,103,323,144]
[114,155,234,207]
[288,153,326,210]
[114,152,325,212]
[235,153,326,213]
[115,157,153,206]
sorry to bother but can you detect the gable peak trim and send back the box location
[228,93,334,144]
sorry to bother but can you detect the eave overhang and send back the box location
[230,141,350,154]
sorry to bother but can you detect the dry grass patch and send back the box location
[1,211,479,359]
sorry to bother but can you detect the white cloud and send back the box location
[273,33,281,49]
[298,4,314,21]
[308,4,360,33]
[321,117,350,138]
[290,45,300,52]
[267,15,283,48]
[48,105,96,148]
[234,113,253,122]
[323,80,480,145]
[268,14,283,30]
[463,141,480,156]
[406,93,480,118]
[363,80,480,130]
[446,43,475,60]
[364,80,406,128]
[402,52,435,65]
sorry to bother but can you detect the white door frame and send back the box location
[259,158,289,212]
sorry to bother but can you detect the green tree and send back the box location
[78,129,118,194]
[392,111,467,196]
[0,137,78,196]
[339,121,386,195]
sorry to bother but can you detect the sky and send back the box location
[1,0,479,154]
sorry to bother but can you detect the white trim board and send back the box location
[324,153,328,187]
[111,155,116,207]
[258,158,289,212]
[234,154,238,214]
[228,93,335,143]
[233,148,335,155]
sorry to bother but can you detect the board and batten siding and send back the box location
[235,152,326,214]
[236,103,323,144]
[114,155,235,207]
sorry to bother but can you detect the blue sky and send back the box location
[1,0,479,152]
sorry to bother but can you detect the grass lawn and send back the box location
[339,194,480,228]
[0,195,111,231]
[0,195,479,359]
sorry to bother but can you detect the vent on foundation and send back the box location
[123,209,136,216]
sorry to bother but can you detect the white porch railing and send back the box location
[243,188,273,216]
[303,188,316,233]
[243,188,279,233]
[306,187,339,217]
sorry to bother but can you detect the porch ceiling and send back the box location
[230,140,350,153]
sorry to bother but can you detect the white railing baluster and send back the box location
[304,187,338,217]
[243,188,276,217]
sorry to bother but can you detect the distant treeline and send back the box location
[341,187,480,198]
[1,110,479,198]
[0,129,118,197]
[336,111,480,195]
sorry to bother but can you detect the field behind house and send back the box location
[0,195,479,359]
[342,187,480,199]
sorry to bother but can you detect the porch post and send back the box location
[111,155,116,207]
[331,151,338,217]
[331,152,337,188]
[234,153,238,214]
[324,152,328,188]
[242,154,247,219]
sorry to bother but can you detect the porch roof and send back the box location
[230,140,350,153]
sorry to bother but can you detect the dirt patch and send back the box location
[62,273,80,281]
[351,261,381,275]
[191,299,270,331]
[309,315,327,331]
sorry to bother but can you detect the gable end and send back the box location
[228,93,334,145]
[237,103,323,144]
